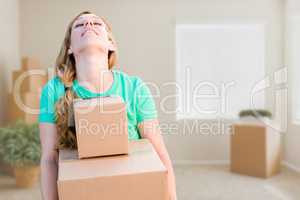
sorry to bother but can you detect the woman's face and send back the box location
[70,14,112,55]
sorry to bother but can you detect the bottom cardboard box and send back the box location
[12,68,47,93]
[58,139,168,200]
[7,92,40,124]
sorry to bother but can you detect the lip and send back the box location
[81,29,99,37]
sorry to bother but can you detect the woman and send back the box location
[39,11,177,200]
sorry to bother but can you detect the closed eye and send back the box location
[94,22,102,26]
[74,23,84,28]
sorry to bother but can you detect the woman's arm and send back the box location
[39,123,59,200]
[138,119,177,200]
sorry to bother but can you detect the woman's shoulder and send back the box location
[42,75,63,90]
[41,75,65,98]
[113,69,145,86]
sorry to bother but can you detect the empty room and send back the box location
[0,0,300,199]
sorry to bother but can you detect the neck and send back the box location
[74,52,113,93]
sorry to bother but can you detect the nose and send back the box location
[84,20,94,28]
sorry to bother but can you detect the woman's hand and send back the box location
[138,119,177,200]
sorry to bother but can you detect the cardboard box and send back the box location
[73,96,129,158]
[21,57,41,70]
[7,92,41,124]
[57,139,168,200]
[230,122,282,178]
[12,69,47,93]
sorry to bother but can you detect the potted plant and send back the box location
[238,109,273,125]
[0,127,14,176]
[0,121,41,188]
[239,109,272,119]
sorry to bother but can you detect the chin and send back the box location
[78,43,107,54]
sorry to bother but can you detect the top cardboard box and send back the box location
[73,96,129,159]
[21,57,41,70]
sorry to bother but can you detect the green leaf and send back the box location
[0,120,41,167]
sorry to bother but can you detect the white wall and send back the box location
[0,0,20,125]
[285,0,300,170]
[173,0,284,162]
[19,0,284,162]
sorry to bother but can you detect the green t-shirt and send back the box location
[39,69,157,140]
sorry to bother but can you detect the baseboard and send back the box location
[173,160,230,166]
[282,161,300,173]
[174,160,300,174]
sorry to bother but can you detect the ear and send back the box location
[108,39,116,51]
[68,48,73,55]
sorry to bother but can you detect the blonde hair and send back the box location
[55,11,117,149]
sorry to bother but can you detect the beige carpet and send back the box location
[0,165,299,200]
[175,165,300,200]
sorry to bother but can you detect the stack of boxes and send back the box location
[8,57,48,124]
[58,96,168,200]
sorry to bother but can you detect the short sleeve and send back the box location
[39,81,57,123]
[135,78,158,123]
